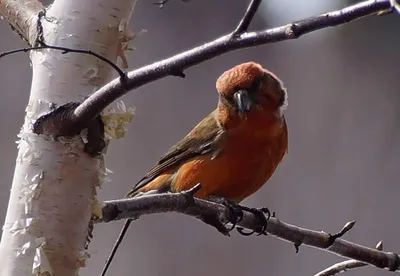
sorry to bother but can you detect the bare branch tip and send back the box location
[376,240,384,250]
[334,220,355,237]
[325,220,355,248]
[342,220,356,233]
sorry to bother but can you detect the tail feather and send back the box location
[126,174,173,198]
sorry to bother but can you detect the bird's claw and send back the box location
[222,199,244,231]
[207,196,244,231]
[236,206,270,236]
[206,196,271,235]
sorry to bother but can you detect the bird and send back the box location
[100,61,288,276]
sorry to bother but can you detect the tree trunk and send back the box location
[0,0,137,275]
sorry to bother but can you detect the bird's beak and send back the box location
[233,89,253,114]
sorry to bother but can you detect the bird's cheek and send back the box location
[260,94,274,105]
[258,97,278,111]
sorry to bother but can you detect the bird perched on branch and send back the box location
[101,61,288,276]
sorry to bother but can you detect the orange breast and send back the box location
[173,114,288,203]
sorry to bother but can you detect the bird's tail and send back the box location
[100,219,132,276]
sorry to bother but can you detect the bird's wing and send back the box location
[127,110,224,196]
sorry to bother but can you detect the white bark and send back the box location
[0,0,138,275]
[0,0,43,43]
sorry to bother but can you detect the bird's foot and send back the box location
[207,196,244,231]
[236,206,270,236]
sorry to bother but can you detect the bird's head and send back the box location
[216,62,287,118]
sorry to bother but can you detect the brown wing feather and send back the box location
[126,110,223,196]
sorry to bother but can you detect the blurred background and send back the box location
[1,0,399,275]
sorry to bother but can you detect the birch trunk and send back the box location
[0,0,137,275]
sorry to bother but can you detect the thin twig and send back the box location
[233,0,262,36]
[0,45,126,80]
[99,184,203,276]
[100,219,133,276]
[72,0,393,126]
[316,260,368,276]
[314,241,384,276]
[99,193,400,272]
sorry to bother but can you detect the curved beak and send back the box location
[233,89,253,114]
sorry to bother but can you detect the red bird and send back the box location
[101,62,288,276]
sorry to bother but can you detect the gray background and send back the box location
[1,1,400,276]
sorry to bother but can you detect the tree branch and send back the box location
[0,0,43,43]
[233,0,262,36]
[314,241,384,276]
[0,45,126,79]
[69,0,394,129]
[98,191,400,272]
